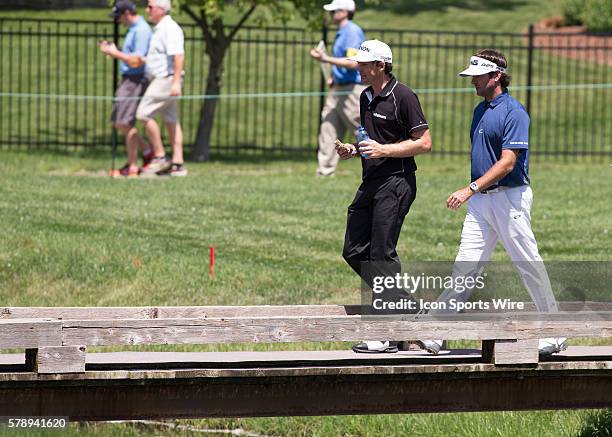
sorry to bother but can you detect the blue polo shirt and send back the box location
[470,90,530,186]
[120,16,152,77]
[331,21,364,85]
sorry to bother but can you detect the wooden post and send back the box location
[25,346,87,374]
[482,339,539,365]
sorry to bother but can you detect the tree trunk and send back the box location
[192,49,226,162]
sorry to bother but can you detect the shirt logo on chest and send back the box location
[373,112,387,120]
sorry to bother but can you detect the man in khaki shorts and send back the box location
[137,0,186,176]
[310,0,365,177]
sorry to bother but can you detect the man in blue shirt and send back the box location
[310,0,365,177]
[100,0,152,178]
[417,49,567,357]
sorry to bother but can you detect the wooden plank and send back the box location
[82,349,481,370]
[60,317,612,347]
[1,303,609,320]
[0,319,62,349]
[0,347,611,381]
[482,339,539,365]
[0,363,610,418]
[0,345,609,375]
[1,359,612,381]
[0,305,359,320]
[26,347,86,374]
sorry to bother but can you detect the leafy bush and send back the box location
[563,0,585,25]
[582,0,612,32]
[562,0,612,32]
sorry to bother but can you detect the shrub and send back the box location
[582,0,612,32]
[563,0,585,25]
[562,0,612,32]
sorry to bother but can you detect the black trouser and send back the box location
[342,172,417,313]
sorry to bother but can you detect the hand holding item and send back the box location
[335,139,356,160]
[126,55,145,68]
[99,41,118,57]
[357,139,386,159]
[310,48,325,61]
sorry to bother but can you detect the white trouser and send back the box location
[434,185,559,312]
[426,186,564,351]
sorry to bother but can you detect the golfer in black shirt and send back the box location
[335,40,432,353]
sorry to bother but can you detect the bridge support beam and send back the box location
[0,366,610,419]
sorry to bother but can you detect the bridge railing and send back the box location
[1,304,611,373]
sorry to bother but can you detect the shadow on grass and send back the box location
[3,146,112,160]
[360,0,529,15]
[4,144,318,165]
[578,410,612,437]
[205,148,316,165]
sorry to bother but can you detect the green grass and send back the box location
[1,410,610,437]
[1,151,611,436]
[1,151,610,308]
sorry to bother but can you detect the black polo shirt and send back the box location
[359,75,429,180]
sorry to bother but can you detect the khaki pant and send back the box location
[317,84,365,176]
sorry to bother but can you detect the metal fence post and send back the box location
[526,24,534,116]
[111,20,119,172]
[318,24,328,132]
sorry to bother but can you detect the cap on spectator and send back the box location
[458,56,507,76]
[109,0,136,18]
[153,0,172,12]
[348,40,393,64]
[323,0,356,12]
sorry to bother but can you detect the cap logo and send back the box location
[466,56,507,73]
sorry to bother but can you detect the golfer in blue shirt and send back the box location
[417,49,567,357]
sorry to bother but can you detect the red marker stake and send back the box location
[209,245,215,278]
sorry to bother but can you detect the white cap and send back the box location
[153,0,171,11]
[458,56,507,76]
[348,40,393,64]
[323,0,356,12]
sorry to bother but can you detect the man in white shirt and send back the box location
[136,0,187,176]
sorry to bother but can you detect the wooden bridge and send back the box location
[0,305,610,420]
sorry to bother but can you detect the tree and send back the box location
[177,0,323,162]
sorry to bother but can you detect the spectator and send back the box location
[137,0,187,176]
[100,0,153,178]
[310,0,365,177]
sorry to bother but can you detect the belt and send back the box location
[147,74,174,80]
[122,74,145,80]
[480,185,511,194]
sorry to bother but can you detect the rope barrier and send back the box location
[1,83,611,101]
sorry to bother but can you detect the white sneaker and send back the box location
[352,340,398,353]
[539,337,568,356]
[415,340,443,355]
